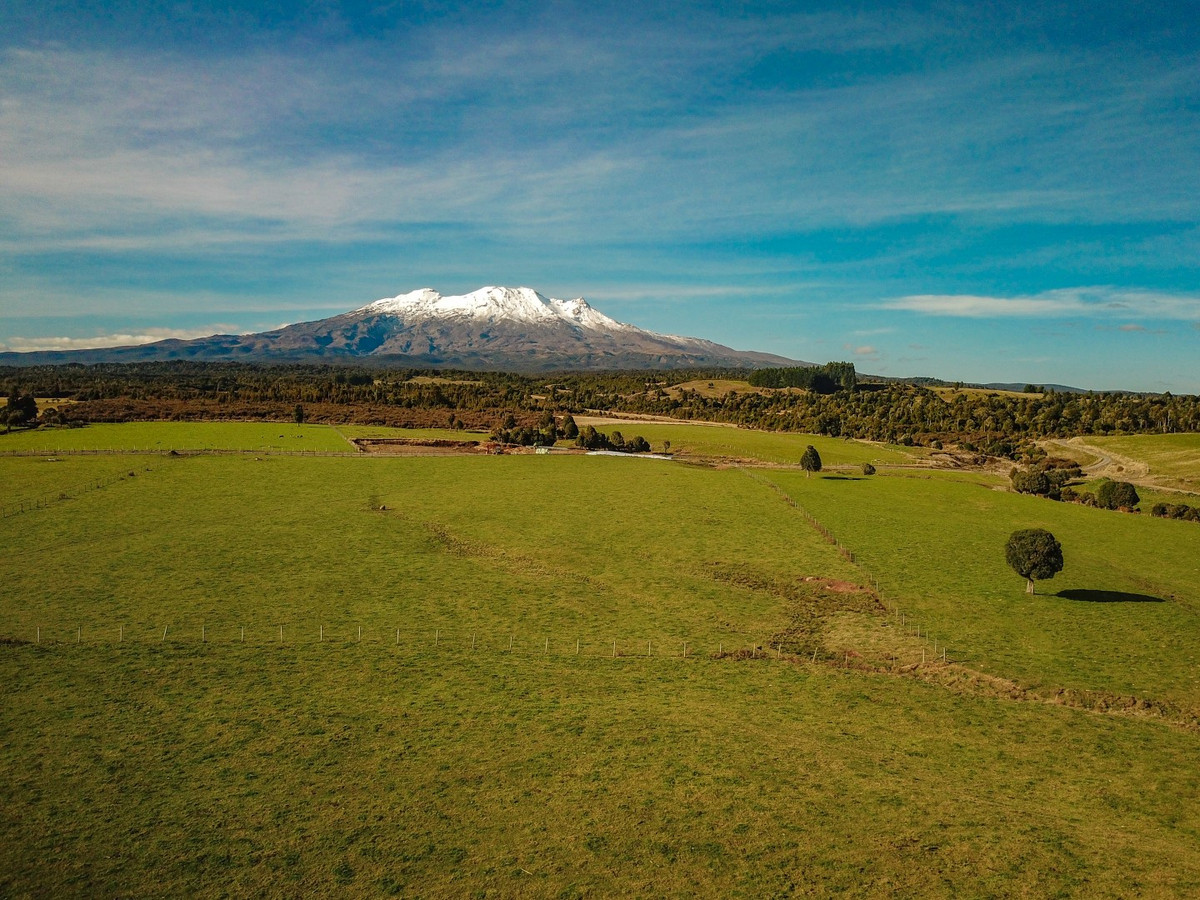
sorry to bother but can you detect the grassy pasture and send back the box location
[767,470,1200,708]
[1082,434,1200,493]
[573,419,921,466]
[0,421,351,453]
[6,644,1200,898]
[0,453,863,650]
[0,455,155,511]
[4,423,1200,896]
[335,425,488,442]
[930,385,1041,399]
[664,377,762,398]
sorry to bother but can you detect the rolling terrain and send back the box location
[2,422,1200,896]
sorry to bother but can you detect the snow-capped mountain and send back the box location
[0,286,803,370]
[363,286,632,333]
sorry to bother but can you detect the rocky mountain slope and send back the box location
[0,286,803,371]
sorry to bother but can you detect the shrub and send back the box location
[1096,480,1140,511]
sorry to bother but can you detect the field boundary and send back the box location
[8,624,1196,732]
[741,469,958,660]
[0,448,360,458]
[0,465,159,519]
[2,623,813,661]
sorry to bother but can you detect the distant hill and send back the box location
[0,286,804,372]
[890,376,1094,394]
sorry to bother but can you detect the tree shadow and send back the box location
[820,475,863,481]
[1055,589,1165,604]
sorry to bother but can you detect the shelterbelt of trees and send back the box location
[3,361,1198,458]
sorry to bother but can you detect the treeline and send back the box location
[615,382,1200,452]
[3,362,1199,458]
[747,362,856,393]
[573,426,652,453]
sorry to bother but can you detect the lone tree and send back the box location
[1005,528,1064,594]
[800,445,822,478]
[2,391,38,432]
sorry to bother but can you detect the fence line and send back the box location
[0,466,157,519]
[0,448,360,459]
[741,469,956,667]
[2,621,953,668]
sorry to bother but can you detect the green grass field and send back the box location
[335,425,489,442]
[0,421,352,453]
[766,470,1200,709]
[1083,433,1200,493]
[3,423,1200,897]
[574,419,922,466]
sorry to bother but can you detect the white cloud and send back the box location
[843,342,880,358]
[0,326,237,352]
[882,287,1200,320]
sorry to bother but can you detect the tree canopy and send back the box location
[1004,529,1064,594]
[1095,479,1140,511]
[800,445,822,477]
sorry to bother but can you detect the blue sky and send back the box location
[2,1,1198,391]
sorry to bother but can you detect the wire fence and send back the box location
[0,467,155,519]
[2,621,954,669]
[741,468,958,666]
[0,448,360,458]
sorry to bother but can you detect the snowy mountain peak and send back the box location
[362,286,630,332]
[0,284,803,369]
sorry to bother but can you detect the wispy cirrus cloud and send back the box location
[4,6,1199,254]
[882,287,1200,320]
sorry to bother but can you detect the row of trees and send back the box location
[574,426,652,453]
[1150,502,1200,522]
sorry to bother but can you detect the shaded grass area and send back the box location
[765,470,1200,708]
[0,422,350,452]
[3,644,1200,898]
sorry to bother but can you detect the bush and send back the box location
[861,463,876,476]
[1011,468,1052,497]
[1096,479,1140,511]
[1152,502,1200,522]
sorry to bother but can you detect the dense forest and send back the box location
[3,361,1198,459]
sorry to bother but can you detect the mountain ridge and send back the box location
[0,287,804,371]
